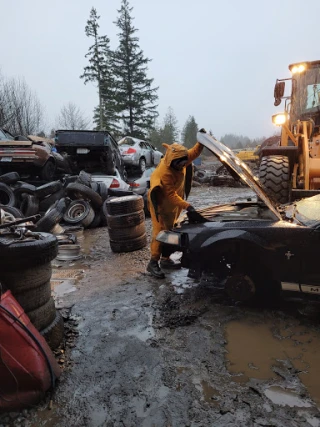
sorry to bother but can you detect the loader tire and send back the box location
[259,155,290,204]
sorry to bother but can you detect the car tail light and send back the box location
[110,178,120,188]
[123,148,136,154]
[128,182,140,187]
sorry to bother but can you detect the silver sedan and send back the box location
[118,136,162,173]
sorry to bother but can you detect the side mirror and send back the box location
[274,81,285,106]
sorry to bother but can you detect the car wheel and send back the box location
[41,159,56,182]
[63,200,95,228]
[139,158,146,173]
[259,155,290,204]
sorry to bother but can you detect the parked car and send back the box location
[0,129,71,181]
[156,131,320,303]
[127,167,155,195]
[55,130,126,177]
[91,169,130,191]
[118,136,162,173]
[127,167,155,216]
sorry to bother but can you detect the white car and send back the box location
[91,169,130,191]
[118,136,163,173]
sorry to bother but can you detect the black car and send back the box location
[157,131,320,303]
[55,130,126,178]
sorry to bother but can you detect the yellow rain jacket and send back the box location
[148,141,203,260]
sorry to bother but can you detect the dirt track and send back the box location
[3,185,320,427]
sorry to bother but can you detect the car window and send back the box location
[119,137,134,146]
[0,129,12,140]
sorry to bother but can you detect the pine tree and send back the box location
[80,8,118,133]
[160,107,179,144]
[181,116,198,148]
[112,0,158,138]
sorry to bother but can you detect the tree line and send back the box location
[0,0,272,151]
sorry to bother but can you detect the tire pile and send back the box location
[0,232,64,349]
[106,194,147,253]
[0,171,110,231]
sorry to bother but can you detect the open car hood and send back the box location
[197,132,282,220]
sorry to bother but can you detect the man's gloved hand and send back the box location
[186,205,206,223]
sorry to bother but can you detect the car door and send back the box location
[299,226,320,291]
[139,141,152,166]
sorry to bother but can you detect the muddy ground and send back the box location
[2,182,320,427]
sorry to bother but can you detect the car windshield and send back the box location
[0,129,13,141]
[285,194,320,226]
[118,138,134,147]
[291,64,320,121]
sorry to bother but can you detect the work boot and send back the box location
[160,257,181,270]
[147,260,165,279]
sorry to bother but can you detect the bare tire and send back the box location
[106,195,144,215]
[36,181,63,199]
[66,182,102,208]
[110,233,147,253]
[41,310,64,350]
[0,172,20,185]
[0,233,58,270]
[106,210,145,228]
[20,194,39,216]
[36,207,63,232]
[108,222,146,241]
[0,183,16,207]
[41,159,56,181]
[0,263,52,293]
[15,281,52,312]
[26,297,56,331]
[259,155,290,204]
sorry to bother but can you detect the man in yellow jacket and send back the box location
[147,131,205,278]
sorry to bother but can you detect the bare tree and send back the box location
[57,102,90,130]
[0,75,43,135]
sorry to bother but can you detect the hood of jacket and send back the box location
[162,143,189,168]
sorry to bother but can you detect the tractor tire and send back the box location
[259,155,290,204]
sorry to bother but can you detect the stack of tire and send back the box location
[105,194,147,253]
[0,232,64,350]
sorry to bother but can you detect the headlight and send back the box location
[156,230,181,245]
[272,113,287,126]
[291,64,306,74]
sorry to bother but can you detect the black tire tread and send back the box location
[259,155,290,204]
[110,233,147,253]
[41,310,64,350]
[108,222,145,241]
[15,281,52,312]
[0,263,52,292]
[106,195,144,215]
[106,209,145,229]
[26,297,56,331]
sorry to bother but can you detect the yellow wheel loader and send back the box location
[259,60,320,203]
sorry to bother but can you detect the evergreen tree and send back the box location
[80,8,118,133]
[160,107,179,144]
[181,116,198,148]
[112,0,158,138]
[147,122,163,151]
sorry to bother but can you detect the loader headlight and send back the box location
[156,230,180,245]
[291,64,306,74]
[272,113,287,126]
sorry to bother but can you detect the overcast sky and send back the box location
[1,0,319,139]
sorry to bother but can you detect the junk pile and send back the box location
[193,166,244,187]
[0,170,108,232]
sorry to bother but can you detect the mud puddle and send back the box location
[225,317,320,407]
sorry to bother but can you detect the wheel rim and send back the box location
[68,204,87,220]
[140,159,146,172]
